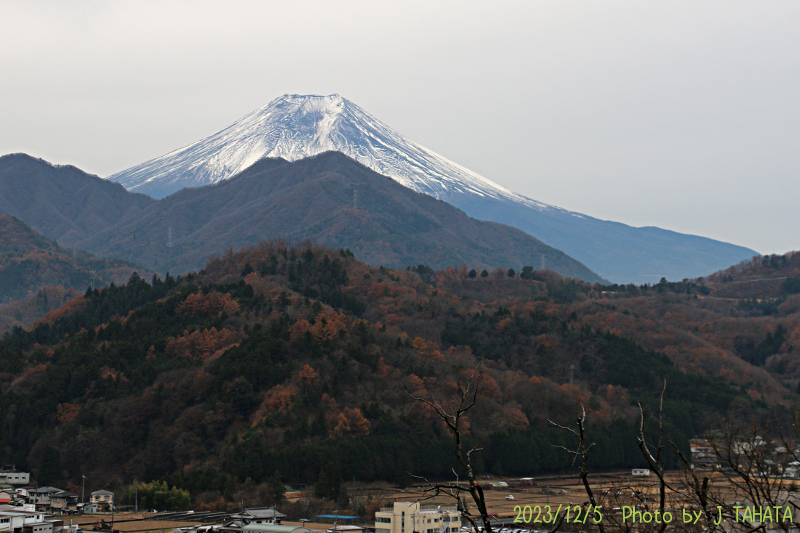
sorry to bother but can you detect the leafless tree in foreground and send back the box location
[671,417,800,533]
[404,364,496,533]
[550,382,694,533]
[409,365,800,533]
[549,406,606,533]
[635,381,671,533]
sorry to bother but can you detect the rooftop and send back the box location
[242,525,311,533]
[30,487,63,494]
[379,505,458,514]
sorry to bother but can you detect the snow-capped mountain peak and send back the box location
[107,93,550,212]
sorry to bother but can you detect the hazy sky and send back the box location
[2,1,798,255]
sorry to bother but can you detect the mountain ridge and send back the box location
[106,94,758,283]
[0,153,156,248]
[87,151,607,281]
[0,152,605,282]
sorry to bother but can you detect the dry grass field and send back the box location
[359,469,800,522]
[70,512,212,533]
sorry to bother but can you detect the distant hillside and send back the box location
[0,215,150,333]
[0,152,604,283]
[698,251,800,300]
[0,241,759,499]
[0,153,155,248]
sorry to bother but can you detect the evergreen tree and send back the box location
[314,462,342,501]
[37,445,61,485]
[266,470,285,505]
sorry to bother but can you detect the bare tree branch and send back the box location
[549,405,606,533]
[404,362,495,533]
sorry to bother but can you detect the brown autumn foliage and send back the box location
[331,407,371,437]
[175,291,240,317]
[0,215,152,334]
[6,240,800,497]
[251,384,300,426]
[298,364,317,382]
[165,327,246,360]
[32,295,88,328]
[57,403,80,424]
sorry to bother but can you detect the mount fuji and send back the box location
[108,94,757,283]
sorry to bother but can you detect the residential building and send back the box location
[28,488,62,509]
[0,507,48,533]
[48,493,78,514]
[89,491,113,512]
[218,524,308,533]
[374,502,461,533]
[0,512,25,532]
[22,523,53,533]
[229,509,286,525]
[0,469,29,487]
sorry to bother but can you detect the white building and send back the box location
[230,508,286,525]
[0,507,48,533]
[375,502,461,533]
[0,468,29,487]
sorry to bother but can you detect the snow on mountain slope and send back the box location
[107,93,757,283]
[108,94,559,212]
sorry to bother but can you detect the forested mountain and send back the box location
[696,251,800,299]
[0,215,150,333]
[0,152,604,283]
[0,154,155,248]
[106,93,757,284]
[0,242,793,508]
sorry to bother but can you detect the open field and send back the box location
[70,512,219,533]
[358,470,800,521]
[359,473,641,518]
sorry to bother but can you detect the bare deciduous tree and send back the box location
[405,365,495,533]
[549,406,606,533]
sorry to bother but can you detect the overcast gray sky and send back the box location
[1,0,798,255]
